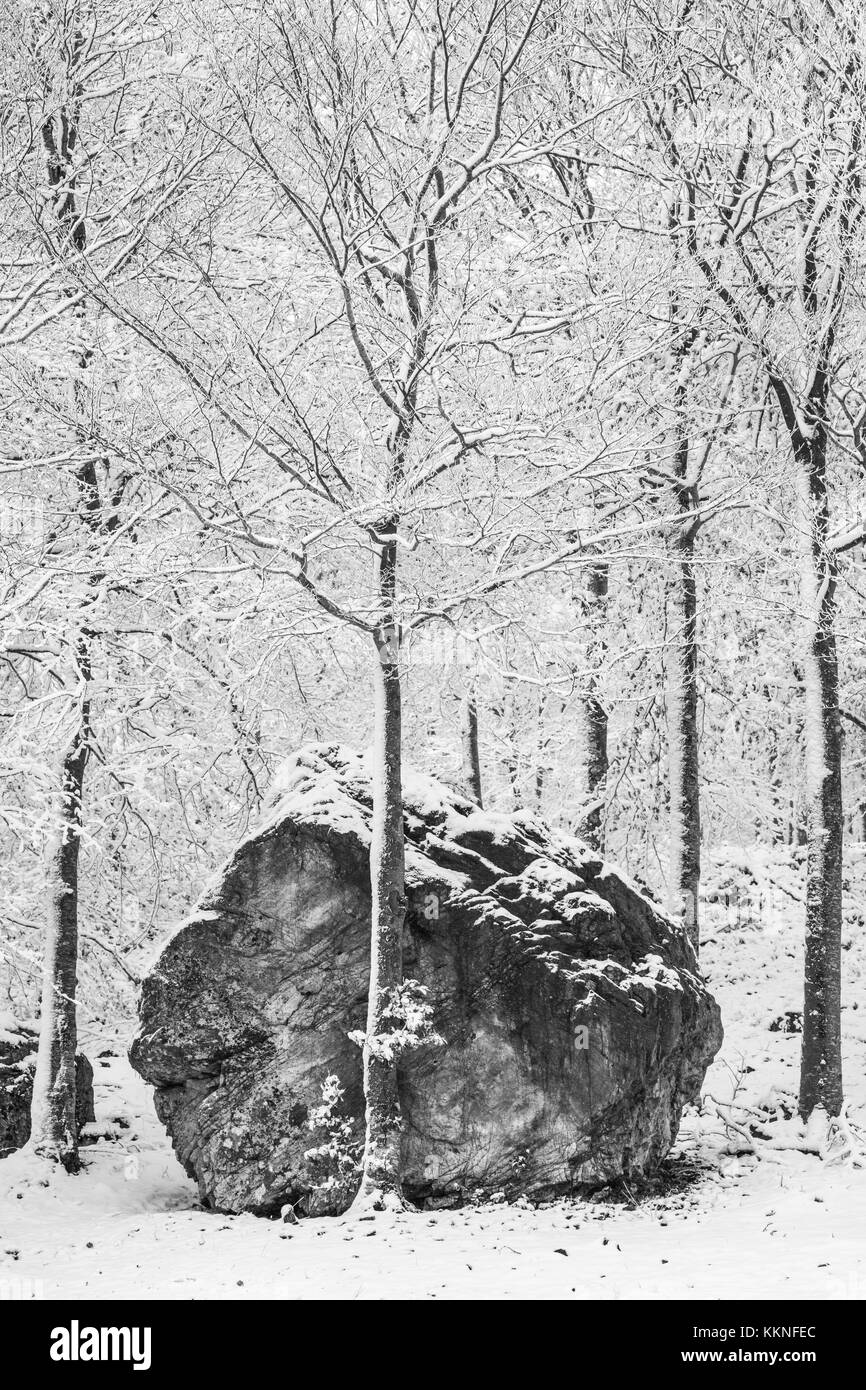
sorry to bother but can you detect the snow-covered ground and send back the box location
[2,845,865,1301]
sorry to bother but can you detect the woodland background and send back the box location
[1,0,865,1183]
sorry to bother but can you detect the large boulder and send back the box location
[131,745,722,1214]
[0,1015,95,1158]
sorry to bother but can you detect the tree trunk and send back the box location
[352,526,407,1211]
[459,690,482,805]
[666,519,701,951]
[664,259,701,952]
[796,444,843,1120]
[492,700,520,808]
[576,561,608,850]
[29,699,89,1170]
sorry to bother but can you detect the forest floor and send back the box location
[2,845,865,1301]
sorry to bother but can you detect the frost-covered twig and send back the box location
[349,979,445,1062]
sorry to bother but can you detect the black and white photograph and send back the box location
[0,0,864,1341]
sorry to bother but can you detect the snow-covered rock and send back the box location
[130,744,722,1215]
[0,1015,95,1157]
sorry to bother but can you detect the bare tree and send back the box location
[615,0,864,1114]
[3,0,198,1165]
[27,10,107,1168]
[81,0,555,1210]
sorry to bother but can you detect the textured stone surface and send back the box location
[0,1016,95,1157]
[131,745,723,1214]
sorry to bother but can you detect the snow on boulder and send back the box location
[0,1014,95,1158]
[130,744,723,1214]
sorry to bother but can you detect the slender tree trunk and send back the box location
[30,682,90,1170]
[535,764,545,806]
[492,700,520,808]
[576,561,608,850]
[29,455,110,1169]
[666,515,701,950]
[352,525,407,1211]
[664,258,701,951]
[795,440,843,1120]
[460,690,482,805]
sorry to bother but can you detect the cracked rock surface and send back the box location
[130,745,722,1214]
